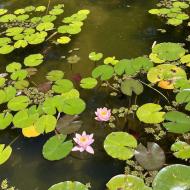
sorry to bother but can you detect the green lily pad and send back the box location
[35,6,46,12]
[92,65,114,81]
[106,175,151,190]
[8,95,30,111]
[104,56,118,65]
[136,103,165,124]
[14,80,29,90]
[36,22,54,31]
[163,111,190,134]
[43,134,73,161]
[46,70,64,81]
[80,77,97,89]
[104,132,137,160]
[152,42,185,61]
[14,40,28,48]
[0,144,12,165]
[61,98,86,115]
[35,115,57,134]
[171,141,190,160]
[0,112,13,130]
[0,45,14,54]
[48,181,88,190]
[0,9,8,16]
[152,164,190,190]
[6,62,22,73]
[10,69,28,81]
[120,79,143,96]
[89,52,103,61]
[167,18,183,26]
[52,79,74,93]
[24,54,44,67]
[57,36,71,44]
[6,27,24,36]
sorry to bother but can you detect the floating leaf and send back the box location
[176,90,190,111]
[121,79,143,96]
[92,65,114,81]
[49,8,64,15]
[10,69,28,81]
[62,98,86,115]
[114,59,131,75]
[171,141,190,160]
[13,109,39,128]
[163,111,190,134]
[22,125,40,138]
[152,164,190,190]
[80,77,97,89]
[0,45,14,54]
[52,79,73,93]
[14,40,28,48]
[6,62,21,73]
[24,54,44,67]
[48,181,88,190]
[0,144,12,165]
[46,70,64,81]
[152,42,185,61]
[8,96,30,111]
[14,80,29,90]
[104,132,137,160]
[104,56,118,65]
[89,52,103,61]
[0,112,13,130]
[136,103,165,124]
[67,55,80,64]
[56,115,82,135]
[35,6,46,12]
[106,175,151,190]
[36,22,54,31]
[135,142,165,170]
[57,36,71,44]
[35,115,57,134]
[61,89,80,100]
[42,134,73,161]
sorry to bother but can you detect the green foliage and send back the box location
[171,141,190,160]
[80,77,98,89]
[106,174,152,190]
[46,70,64,81]
[120,79,144,96]
[92,65,114,80]
[137,103,165,124]
[52,79,74,93]
[89,51,103,61]
[152,164,190,190]
[163,111,190,133]
[24,53,44,67]
[104,132,137,160]
[48,181,89,190]
[0,144,12,165]
[0,113,13,130]
[42,134,73,161]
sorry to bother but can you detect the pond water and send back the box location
[0,0,189,189]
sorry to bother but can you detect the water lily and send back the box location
[95,107,111,121]
[72,131,94,154]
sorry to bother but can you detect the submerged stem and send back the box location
[46,31,58,42]
[138,80,170,104]
[46,0,51,14]
[8,135,20,146]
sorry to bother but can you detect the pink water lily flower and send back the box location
[95,107,111,121]
[72,131,94,154]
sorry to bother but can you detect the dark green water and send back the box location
[0,0,188,189]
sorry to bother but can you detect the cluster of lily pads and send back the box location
[0,4,89,54]
[1,2,190,190]
[149,0,190,26]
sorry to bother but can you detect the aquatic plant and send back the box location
[72,131,94,154]
[95,107,111,121]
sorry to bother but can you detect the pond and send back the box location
[0,0,190,190]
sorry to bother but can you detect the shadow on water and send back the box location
[0,0,189,189]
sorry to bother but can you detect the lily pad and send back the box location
[24,54,44,67]
[171,141,190,160]
[163,111,190,134]
[0,112,13,130]
[92,65,114,81]
[136,103,165,124]
[8,96,30,111]
[42,134,73,161]
[35,115,57,134]
[0,144,12,165]
[46,70,64,81]
[135,142,165,170]
[80,77,97,89]
[152,42,185,61]
[89,52,103,61]
[48,181,88,190]
[104,132,137,160]
[120,79,143,96]
[52,79,74,93]
[106,175,151,190]
[152,164,190,190]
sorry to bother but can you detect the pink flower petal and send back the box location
[86,146,94,154]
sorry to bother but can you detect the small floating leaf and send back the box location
[8,96,30,111]
[80,77,97,89]
[43,134,73,161]
[0,144,12,165]
[24,54,44,67]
